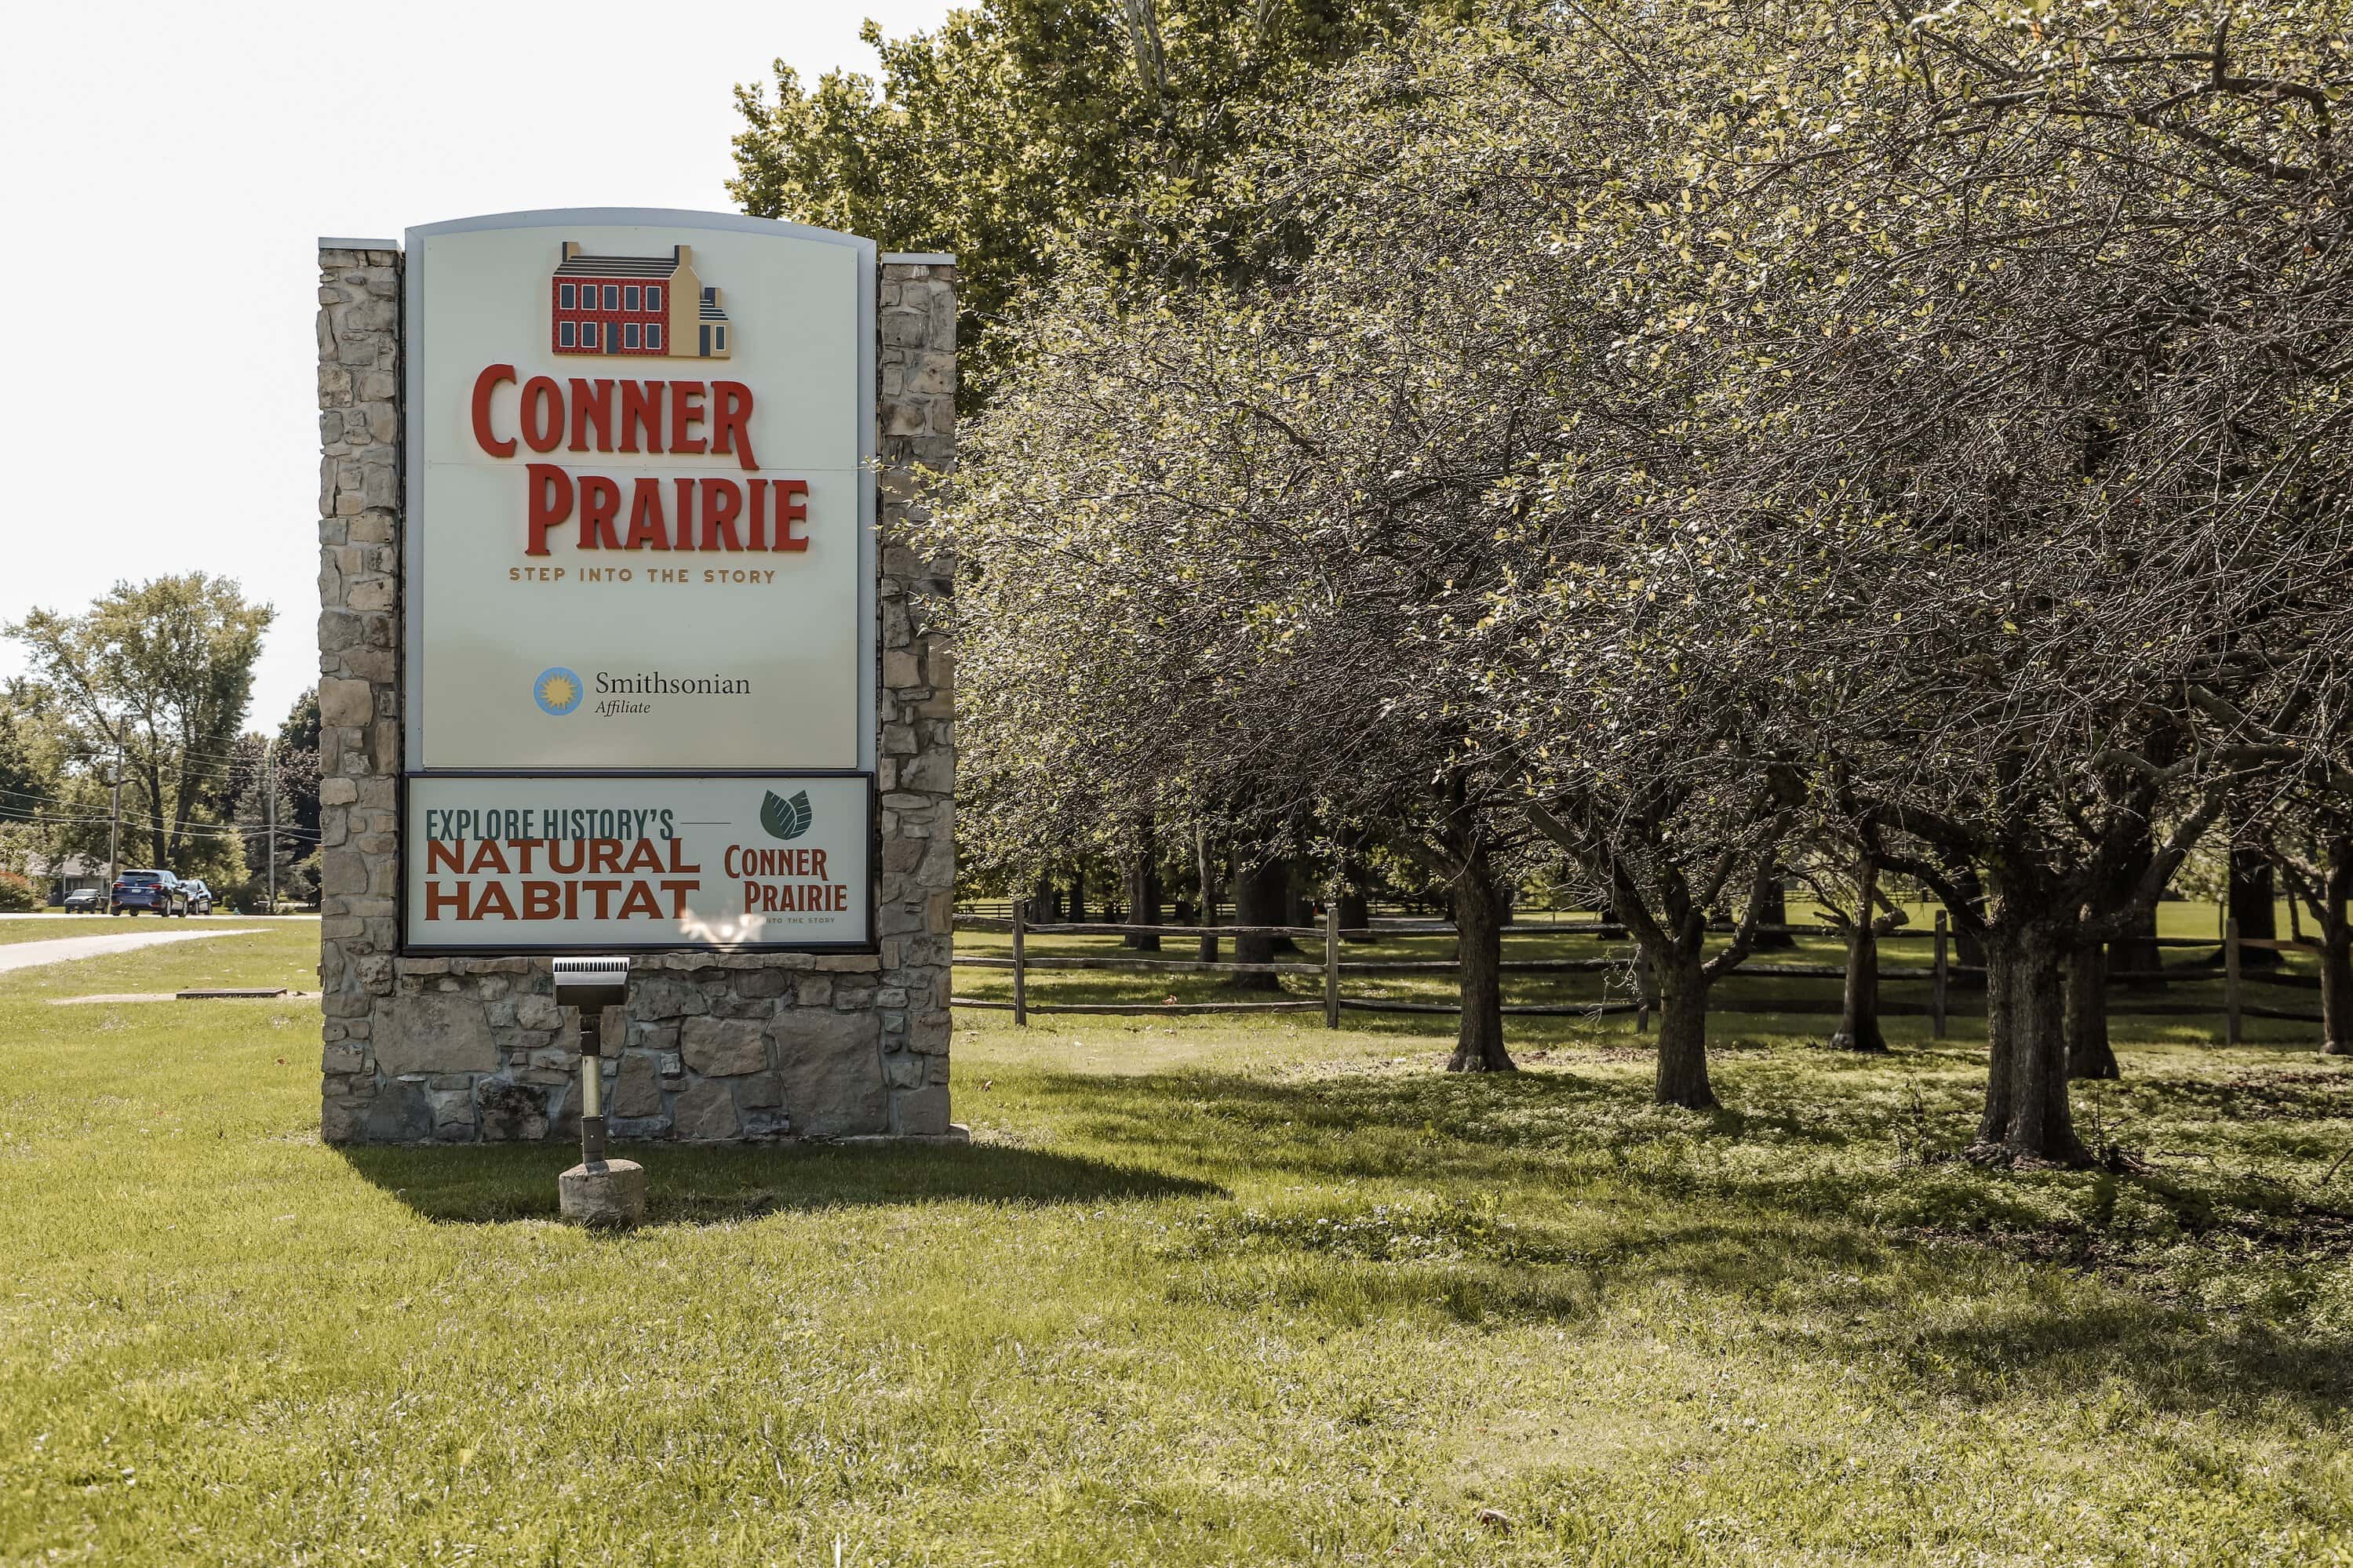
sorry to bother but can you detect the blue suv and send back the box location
[111,870,188,916]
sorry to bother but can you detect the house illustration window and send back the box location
[559,283,576,309]
[647,286,661,310]
[602,285,618,310]
[624,286,640,310]
[647,323,662,350]
[582,322,599,349]
[559,322,577,347]
[714,326,727,352]
[624,324,640,349]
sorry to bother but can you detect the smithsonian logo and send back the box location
[532,668,585,716]
[532,666,754,719]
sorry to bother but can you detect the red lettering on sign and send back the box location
[525,464,573,557]
[625,478,668,551]
[568,378,614,453]
[578,475,622,550]
[471,365,516,457]
[774,479,809,552]
[620,380,663,453]
[711,381,759,471]
[669,381,708,454]
[700,478,744,551]
[519,377,563,453]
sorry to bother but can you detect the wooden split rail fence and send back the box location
[951,909,2327,1042]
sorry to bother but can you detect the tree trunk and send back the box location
[1069,867,1087,924]
[2066,936,2118,1081]
[1266,858,1302,954]
[1229,857,1286,992]
[2107,817,2165,989]
[1445,844,1514,1072]
[1753,868,1795,950]
[1124,831,1161,951]
[2228,842,2282,968]
[1651,943,1716,1108]
[1337,883,1370,942]
[2322,846,2351,1057]
[1945,872,1989,986]
[1830,921,1885,1053]
[1977,919,2089,1165]
[1196,834,1219,965]
[1829,855,1885,1052]
[2110,907,2164,990]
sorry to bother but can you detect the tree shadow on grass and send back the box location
[1025,1061,2353,1420]
[340,1140,1224,1226]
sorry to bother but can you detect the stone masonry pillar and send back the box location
[315,235,957,1144]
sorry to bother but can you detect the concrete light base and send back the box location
[559,1159,648,1228]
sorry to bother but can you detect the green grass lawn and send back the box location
[4,925,2351,1565]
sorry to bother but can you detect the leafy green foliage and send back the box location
[729,0,1445,398]
[6,573,271,878]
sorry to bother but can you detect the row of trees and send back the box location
[871,1,2353,1167]
[0,575,320,911]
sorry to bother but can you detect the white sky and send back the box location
[0,0,946,735]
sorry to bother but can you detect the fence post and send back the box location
[2225,915,2242,1046]
[1012,897,1029,1028]
[1324,899,1340,1029]
[1932,910,1949,1040]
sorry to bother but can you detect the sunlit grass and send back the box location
[2,924,2347,1565]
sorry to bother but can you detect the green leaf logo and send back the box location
[760,789,813,842]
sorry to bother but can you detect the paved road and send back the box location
[0,928,262,974]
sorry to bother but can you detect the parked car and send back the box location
[61,887,104,912]
[180,879,214,915]
[111,870,188,916]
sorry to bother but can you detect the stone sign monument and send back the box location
[315,209,956,1144]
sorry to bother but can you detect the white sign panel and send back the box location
[403,209,876,773]
[404,775,872,951]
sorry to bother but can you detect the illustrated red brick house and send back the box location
[551,242,732,359]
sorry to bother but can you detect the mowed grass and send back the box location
[3,926,2351,1565]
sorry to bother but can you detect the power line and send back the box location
[0,809,319,843]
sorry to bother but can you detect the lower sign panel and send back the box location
[403,773,874,951]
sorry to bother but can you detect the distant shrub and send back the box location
[0,873,39,912]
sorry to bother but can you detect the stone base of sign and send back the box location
[559,1159,648,1228]
[315,239,958,1146]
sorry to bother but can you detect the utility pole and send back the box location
[105,722,126,914]
[264,739,276,914]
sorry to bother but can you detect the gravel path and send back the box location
[0,928,261,974]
